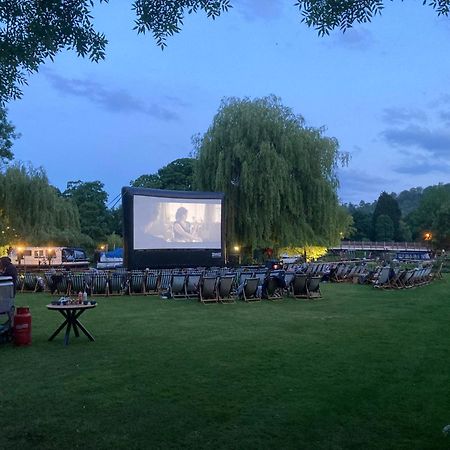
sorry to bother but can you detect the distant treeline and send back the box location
[344,184,450,248]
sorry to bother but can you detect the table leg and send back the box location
[75,319,95,341]
[49,310,69,341]
[64,319,72,346]
[73,310,95,341]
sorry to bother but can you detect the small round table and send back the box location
[47,303,97,346]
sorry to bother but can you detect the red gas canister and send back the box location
[14,307,32,346]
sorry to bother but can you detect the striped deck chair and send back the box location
[159,270,172,294]
[144,270,160,295]
[185,273,202,299]
[433,262,444,280]
[306,276,322,299]
[240,277,260,302]
[217,275,235,304]
[92,272,108,296]
[55,273,69,295]
[22,272,38,292]
[264,273,284,300]
[283,272,295,296]
[199,276,218,304]
[69,273,86,295]
[130,271,145,294]
[16,274,24,292]
[292,273,308,298]
[373,267,391,289]
[254,270,268,287]
[169,274,187,299]
[401,269,415,288]
[108,272,125,295]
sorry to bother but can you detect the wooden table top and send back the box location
[46,303,97,311]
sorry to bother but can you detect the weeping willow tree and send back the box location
[0,164,86,246]
[194,96,350,257]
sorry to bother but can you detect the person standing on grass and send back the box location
[0,256,18,295]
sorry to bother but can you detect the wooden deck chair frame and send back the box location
[306,276,322,299]
[91,273,108,296]
[199,276,218,304]
[292,273,308,298]
[22,272,38,292]
[217,275,235,304]
[373,267,391,289]
[144,271,160,295]
[185,273,202,299]
[108,272,125,295]
[242,277,260,302]
[130,271,145,295]
[159,270,173,294]
[169,274,187,299]
[265,275,284,300]
[283,272,295,297]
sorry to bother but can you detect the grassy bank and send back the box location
[2,277,449,449]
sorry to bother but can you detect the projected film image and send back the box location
[133,195,222,250]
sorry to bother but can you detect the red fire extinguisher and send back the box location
[14,306,32,346]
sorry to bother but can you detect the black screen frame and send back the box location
[122,187,225,269]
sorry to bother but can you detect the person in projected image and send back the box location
[173,207,202,242]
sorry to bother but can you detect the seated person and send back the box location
[173,207,201,242]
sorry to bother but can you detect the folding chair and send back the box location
[292,273,308,298]
[169,274,187,299]
[185,273,202,299]
[217,275,236,304]
[240,277,260,302]
[306,276,322,299]
[199,276,218,304]
[144,270,160,295]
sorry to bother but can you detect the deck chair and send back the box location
[159,270,173,294]
[0,276,14,344]
[306,276,322,299]
[144,270,160,295]
[69,273,87,295]
[373,267,391,288]
[292,273,308,298]
[237,271,254,286]
[199,276,218,304]
[433,262,444,280]
[185,273,202,299]
[108,272,125,295]
[283,272,295,296]
[169,274,186,299]
[130,271,145,294]
[22,272,38,292]
[240,277,260,302]
[217,275,236,304]
[264,273,284,300]
[254,271,268,286]
[92,272,108,296]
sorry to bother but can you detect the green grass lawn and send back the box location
[2,278,450,450]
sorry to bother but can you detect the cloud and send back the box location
[43,71,180,121]
[382,125,450,158]
[393,160,450,175]
[338,169,392,202]
[235,0,284,20]
[329,27,375,50]
[382,107,428,125]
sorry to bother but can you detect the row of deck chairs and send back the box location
[16,268,324,302]
[372,266,434,289]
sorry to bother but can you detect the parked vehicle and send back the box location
[9,247,89,268]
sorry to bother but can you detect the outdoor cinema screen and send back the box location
[122,187,224,269]
[133,195,222,250]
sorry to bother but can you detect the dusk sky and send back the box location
[7,1,450,205]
